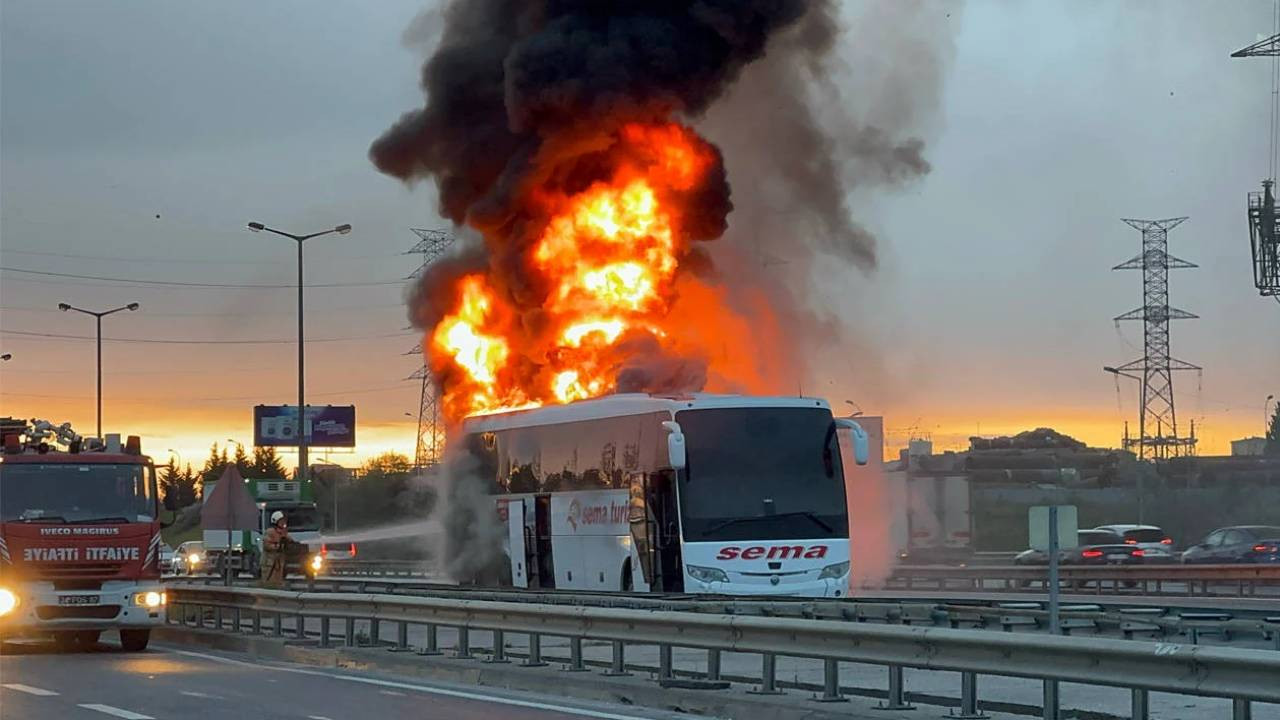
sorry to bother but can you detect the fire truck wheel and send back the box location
[119,629,151,652]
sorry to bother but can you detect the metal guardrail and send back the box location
[167,585,1280,720]
[309,559,1280,596]
[176,572,1280,648]
[888,563,1280,597]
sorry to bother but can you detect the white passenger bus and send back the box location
[460,393,869,597]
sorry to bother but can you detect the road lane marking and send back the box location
[379,689,406,696]
[2,683,59,696]
[78,705,155,720]
[307,716,334,720]
[179,690,223,699]
[170,648,662,720]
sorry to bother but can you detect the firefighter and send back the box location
[261,510,291,587]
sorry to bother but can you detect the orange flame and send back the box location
[426,121,776,422]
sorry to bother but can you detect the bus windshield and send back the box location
[675,407,847,542]
[0,462,157,523]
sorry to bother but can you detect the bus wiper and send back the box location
[700,511,833,537]
[14,515,69,523]
[67,516,131,524]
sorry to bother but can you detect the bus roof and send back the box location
[462,393,831,433]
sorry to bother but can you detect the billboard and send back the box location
[253,405,355,448]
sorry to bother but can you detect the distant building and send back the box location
[1231,437,1268,456]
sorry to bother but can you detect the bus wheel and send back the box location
[621,559,633,592]
[120,629,150,652]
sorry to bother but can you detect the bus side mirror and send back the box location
[662,421,686,470]
[834,418,870,466]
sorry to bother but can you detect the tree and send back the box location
[175,464,198,508]
[199,443,231,498]
[232,443,252,477]
[250,446,288,479]
[160,464,181,511]
[1267,404,1280,456]
[161,463,199,510]
[360,451,412,478]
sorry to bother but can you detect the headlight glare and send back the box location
[310,554,324,571]
[685,564,728,584]
[188,553,201,565]
[0,588,18,616]
[819,561,850,580]
[133,591,164,608]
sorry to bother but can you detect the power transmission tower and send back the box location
[1248,181,1280,296]
[1232,33,1280,57]
[1107,218,1200,460]
[406,229,455,470]
[1233,24,1280,297]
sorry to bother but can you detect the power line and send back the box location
[0,247,403,265]
[0,303,404,317]
[0,329,413,345]
[0,267,405,288]
[2,383,411,404]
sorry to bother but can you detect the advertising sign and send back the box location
[253,405,355,448]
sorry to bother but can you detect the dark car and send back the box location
[1014,530,1146,566]
[1180,526,1280,564]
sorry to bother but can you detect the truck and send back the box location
[0,420,166,651]
[200,471,325,578]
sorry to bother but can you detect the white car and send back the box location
[1091,524,1176,562]
[171,541,206,575]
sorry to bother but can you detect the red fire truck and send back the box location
[0,420,166,651]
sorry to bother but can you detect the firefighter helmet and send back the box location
[270,510,286,526]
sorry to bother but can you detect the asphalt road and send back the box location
[0,635,690,720]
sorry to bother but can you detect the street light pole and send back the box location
[247,222,351,484]
[58,302,140,438]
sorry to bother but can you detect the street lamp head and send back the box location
[247,222,265,232]
[58,303,71,311]
[126,303,140,311]
[0,353,11,362]
[1103,366,1119,374]
[335,223,352,235]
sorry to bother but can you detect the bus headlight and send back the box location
[133,591,164,608]
[686,565,728,584]
[0,588,18,616]
[309,554,324,572]
[819,561,850,580]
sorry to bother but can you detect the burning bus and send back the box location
[461,393,868,597]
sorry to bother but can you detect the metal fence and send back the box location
[167,585,1280,720]
[887,563,1280,597]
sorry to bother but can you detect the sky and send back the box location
[1,1,1278,468]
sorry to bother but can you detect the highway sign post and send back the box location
[1030,504,1077,720]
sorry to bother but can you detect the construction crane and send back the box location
[1234,12,1280,300]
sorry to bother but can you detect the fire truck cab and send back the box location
[0,420,166,651]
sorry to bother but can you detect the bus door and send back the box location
[630,471,683,592]
[505,499,529,588]
[533,494,556,589]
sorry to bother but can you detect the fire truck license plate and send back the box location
[58,594,100,606]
